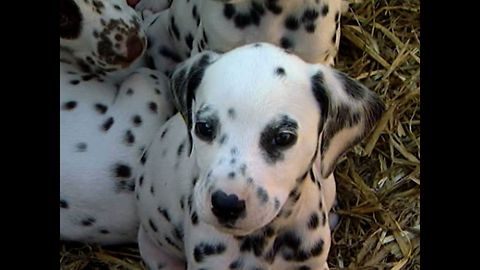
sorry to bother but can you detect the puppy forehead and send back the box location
[197,45,319,119]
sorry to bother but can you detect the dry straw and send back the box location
[60,0,420,269]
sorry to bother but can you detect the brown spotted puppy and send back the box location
[140,0,343,76]
[60,0,147,82]
[135,43,384,269]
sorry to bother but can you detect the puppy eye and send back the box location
[273,131,297,148]
[195,121,216,141]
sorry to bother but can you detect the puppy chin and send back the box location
[214,224,256,237]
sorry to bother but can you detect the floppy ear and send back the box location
[170,51,220,151]
[310,66,385,178]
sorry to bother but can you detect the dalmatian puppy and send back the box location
[135,43,384,269]
[60,0,147,83]
[128,0,173,15]
[140,0,343,76]
[60,59,175,244]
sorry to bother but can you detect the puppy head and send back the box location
[171,43,384,236]
[60,0,146,72]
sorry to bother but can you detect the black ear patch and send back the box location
[60,0,82,39]
[170,52,220,153]
[311,69,385,178]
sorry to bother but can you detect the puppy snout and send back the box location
[211,190,246,223]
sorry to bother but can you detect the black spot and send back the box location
[81,74,94,81]
[159,46,182,63]
[321,211,327,226]
[310,238,324,256]
[307,213,319,230]
[234,13,252,29]
[302,9,319,23]
[256,187,269,204]
[274,198,280,210]
[332,31,337,43]
[203,30,209,44]
[240,235,266,257]
[289,188,301,202]
[280,37,293,49]
[192,5,198,19]
[60,199,69,209]
[271,231,324,262]
[94,103,108,114]
[219,134,228,144]
[177,141,185,156]
[125,88,134,95]
[191,211,199,225]
[185,33,194,50]
[70,79,80,85]
[173,226,184,240]
[150,74,159,80]
[187,194,193,212]
[62,101,77,110]
[239,164,246,176]
[265,0,282,14]
[231,147,238,155]
[102,117,114,131]
[158,207,171,222]
[224,4,236,19]
[227,108,236,119]
[148,219,158,232]
[298,266,311,270]
[132,115,142,126]
[148,102,158,113]
[321,5,329,16]
[193,177,199,186]
[229,258,243,269]
[335,11,340,22]
[193,242,227,262]
[155,88,162,95]
[285,16,299,30]
[150,185,155,194]
[305,23,316,33]
[76,142,87,152]
[81,217,95,226]
[125,130,135,145]
[160,128,168,139]
[99,229,109,234]
[114,163,131,178]
[139,175,144,186]
[165,236,181,250]
[250,1,265,25]
[275,67,286,76]
[170,17,180,40]
[141,151,147,165]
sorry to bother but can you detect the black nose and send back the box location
[211,190,246,223]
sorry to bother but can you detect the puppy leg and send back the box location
[138,227,186,270]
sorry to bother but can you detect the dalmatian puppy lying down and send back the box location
[139,0,343,76]
[135,43,384,269]
[60,60,175,244]
[60,0,148,83]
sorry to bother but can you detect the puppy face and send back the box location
[171,43,384,236]
[60,0,146,72]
